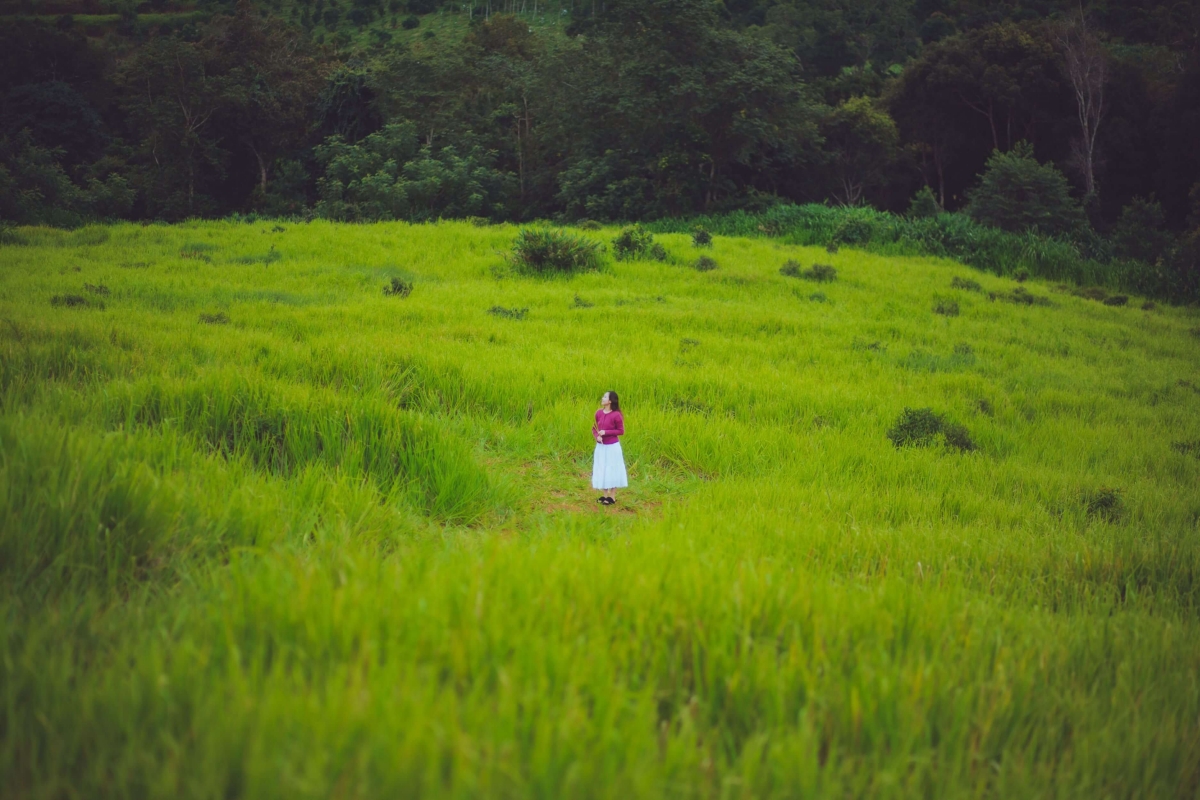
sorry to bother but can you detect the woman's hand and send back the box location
[597,429,605,436]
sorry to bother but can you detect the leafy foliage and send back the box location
[965,143,1087,238]
[509,228,604,274]
[887,407,975,452]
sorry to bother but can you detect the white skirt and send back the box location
[592,442,628,489]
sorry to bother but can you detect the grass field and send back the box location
[2,219,1200,798]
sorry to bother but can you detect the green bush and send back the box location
[887,407,975,452]
[908,185,941,219]
[805,264,837,282]
[509,228,604,274]
[951,276,981,292]
[964,143,1087,239]
[693,256,718,271]
[401,14,419,29]
[612,226,665,261]
[779,260,802,277]
[384,277,413,297]
[933,299,959,316]
[488,305,528,320]
[692,227,713,247]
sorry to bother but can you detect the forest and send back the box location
[2,0,1199,299]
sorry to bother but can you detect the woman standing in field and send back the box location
[592,391,627,506]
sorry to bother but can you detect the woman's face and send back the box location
[601,393,611,407]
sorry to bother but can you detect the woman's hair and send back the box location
[606,390,621,412]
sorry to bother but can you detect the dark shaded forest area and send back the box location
[2,0,1199,298]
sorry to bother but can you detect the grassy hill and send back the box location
[2,220,1199,796]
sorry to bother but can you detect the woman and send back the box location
[591,391,627,506]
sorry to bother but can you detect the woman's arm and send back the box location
[608,413,624,437]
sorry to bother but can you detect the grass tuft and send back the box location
[510,228,604,274]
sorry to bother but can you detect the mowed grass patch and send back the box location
[1,220,1199,797]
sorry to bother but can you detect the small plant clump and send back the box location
[809,292,827,302]
[1083,487,1125,522]
[1102,295,1129,306]
[825,242,839,254]
[1014,268,1030,283]
[989,287,1053,307]
[51,294,102,310]
[887,407,976,452]
[510,228,604,274]
[951,276,982,292]
[384,277,413,297]
[692,227,713,247]
[1074,287,1109,302]
[402,14,419,28]
[199,312,230,325]
[1141,301,1157,311]
[612,226,666,261]
[577,220,602,231]
[976,398,994,416]
[780,261,836,282]
[233,246,281,265]
[83,283,110,296]
[933,299,960,317]
[1171,441,1200,459]
[572,294,594,308]
[692,256,718,272]
[489,305,529,320]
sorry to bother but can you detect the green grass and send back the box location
[2,219,1200,797]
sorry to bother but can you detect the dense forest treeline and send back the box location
[2,0,1199,298]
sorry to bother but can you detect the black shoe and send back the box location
[601,497,615,505]
[597,496,607,503]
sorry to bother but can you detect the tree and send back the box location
[965,142,1086,238]
[1053,13,1107,202]
[820,96,898,206]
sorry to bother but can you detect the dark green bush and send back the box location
[612,226,659,261]
[384,277,413,297]
[51,294,102,310]
[693,256,718,272]
[989,287,1053,307]
[779,260,802,277]
[401,14,419,29]
[887,407,975,452]
[578,220,602,231]
[488,306,528,320]
[965,143,1087,239]
[805,264,837,282]
[908,185,941,219]
[1102,295,1128,306]
[951,276,981,292]
[692,227,713,247]
[1083,488,1124,522]
[510,229,604,274]
[83,283,109,296]
[933,299,959,316]
[572,294,593,308]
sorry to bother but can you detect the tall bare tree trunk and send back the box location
[1055,12,1106,199]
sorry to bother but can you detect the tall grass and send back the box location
[647,204,1157,295]
[1,218,1199,796]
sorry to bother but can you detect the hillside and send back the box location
[2,221,1199,795]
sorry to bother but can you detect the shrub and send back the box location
[809,292,827,302]
[908,185,941,219]
[692,227,713,247]
[509,228,604,274]
[779,260,802,277]
[990,287,1053,306]
[0,224,28,246]
[1074,287,1108,301]
[1112,197,1175,264]
[384,277,413,297]
[1141,301,1156,310]
[612,226,664,261]
[1083,487,1124,522]
[692,256,718,272]
[1172,441,1200,458]
[933,299,959,316]
[1102,295,1128,306]
[578,220,602,231]
[572,294,593,308]
[825,242,839,254]
[83,283,110,296]
[805,264,837,282]
[1015,268,1030,283]
[964,142,1087,239]
[976,398,994,416]
[199,312,230,325]
[401,14,419,28]
[488,305,528,320]
[51,294,102,310]
[951,276,981,292]
[887,407,975,452]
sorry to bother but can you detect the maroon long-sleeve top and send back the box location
[593,410,625,445]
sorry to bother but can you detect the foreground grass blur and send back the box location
[2,220,1199,797]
